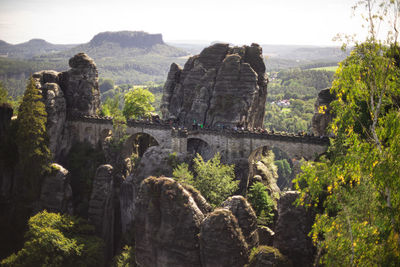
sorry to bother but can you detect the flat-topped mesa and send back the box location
[89,31,164,48]
[161,43,268,129]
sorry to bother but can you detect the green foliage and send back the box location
[294,40,400,265]
[248,245,292,267]
[173,153,238,207]
[112,246,137,267]
[0,82,9,104]
[247,182,275,225]
[16,77,51,199]
[173,163,195,185]
[1,210,104,267]
[123,87,155,120]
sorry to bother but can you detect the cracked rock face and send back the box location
[161,43,268,128]
[39,163,73,214]
[221,196,259,250]
[134,177,204,267]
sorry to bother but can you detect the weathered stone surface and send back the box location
[221,196,259,249]
[39,163,72,213]
[134,176,204,267]
[312,88,335,136]
[61,53,100,116]
[273,191,315,267]
[181,183,213,214]
[88,164,117,264]
[200,208,249,267]
[257,226,275,246]
[248,246,292,267]
[161,43,268,128]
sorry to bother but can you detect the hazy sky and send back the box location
[0,0,369,46]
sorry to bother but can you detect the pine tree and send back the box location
[16,77,51,199]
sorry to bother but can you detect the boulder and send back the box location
[39,163,72,214]
[312,88,335,136]
[248,246,292,267]
[273,191,315,267]
[199,208,249,267]
[134,177,204,267]
[221,196,259,249]
[257,226,275,246]
[161,43,268,129]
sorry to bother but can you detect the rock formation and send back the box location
[134,177,204,267]
[221,196,259,249]
[273,191,315,267]
[161,43,268,128]
[32,53,100,160]
[39,163,73,214]
[88,164,120,263]
[257,226,275,246]
[199,208,249,267]
[312,88,335,136]
[61,53,100,116]
[248,246,292,267]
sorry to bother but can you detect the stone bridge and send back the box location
[68,115,329,162]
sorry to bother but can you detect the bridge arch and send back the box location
[187,137,214,161]
[122,132,159,158]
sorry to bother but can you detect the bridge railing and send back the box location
[67,114,330,145]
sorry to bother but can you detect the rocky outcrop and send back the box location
[312,88,335,136]
[273,191,315,267]
[33,71,67,159]
[88,164,120,264]
[61,53,100,116]
[248,246,292,267]
[89,31,164,48]
[134,177,204,267]
[221,196,259,249]
[39,163,72,213]
[257,226,275,246]
[32,53,100,160]
[199,208,249,267]
[161,43,268,128]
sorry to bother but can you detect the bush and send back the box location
[1,211,104,267]
[247,182,275,225]
[173,153,238,207]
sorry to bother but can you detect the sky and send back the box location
[0,0,372,46]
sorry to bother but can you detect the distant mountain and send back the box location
[0,31,189,96]
[0,39,77,59]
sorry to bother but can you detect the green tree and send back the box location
[247,182,275,224]
[173,153,238,207]
[294,1,400,263]
[122,87,155,120]
[16,77,51,199]
[1,211,104,267]
[0,82,8,104]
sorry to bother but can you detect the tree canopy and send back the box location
[173,153,238,207]
[294,0,400,263]
[122,87,155,120]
